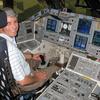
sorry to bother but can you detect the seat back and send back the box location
[0,37,13,99]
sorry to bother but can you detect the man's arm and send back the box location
[17,74,38,86]
[17,70,47,86]
[24,52,41,61]
[24,52,33,60]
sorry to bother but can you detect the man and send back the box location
[0,7,60,91]
[0,7,47,86]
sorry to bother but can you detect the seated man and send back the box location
[0,7,60,91]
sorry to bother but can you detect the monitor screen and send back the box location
[26,28,32,33]
[92,31,100,46]
[59,22,72,36]
[46,18,57,32]
[74,35,88,50]
[77,18,92,34]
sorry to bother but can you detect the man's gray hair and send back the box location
[2,7,17,17]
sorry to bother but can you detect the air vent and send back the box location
[68,55,79,69]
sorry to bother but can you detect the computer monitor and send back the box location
[46,18,57,32]
[74,34,88,50]
[92,31,100,46]
[77,18,92,34]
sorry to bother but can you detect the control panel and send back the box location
[36,69,97,100]
[15,9,100,100]
[16,20,40,52]
[66,53,100,81]
[32,8,100,58]
[16,8,100,58]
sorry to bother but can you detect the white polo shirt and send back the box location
[0,34,31,81]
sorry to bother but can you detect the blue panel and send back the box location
[46,18,57,32]
[77,18,92,34]
[74,35,88,50]
[92,31,100,46]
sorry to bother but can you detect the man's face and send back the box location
[3,16,18,37]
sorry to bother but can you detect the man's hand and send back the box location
[32,54,41,61]
[34,70,47,81]
[24,51,41,61]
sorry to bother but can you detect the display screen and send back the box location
[77,18,92,34]
[46,18,57,32]
[74,35,88,50]
[26,28,32,33]
[59,22,72,36]
[92,31,100,46]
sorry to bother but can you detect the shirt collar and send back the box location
[0,33,15,43]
